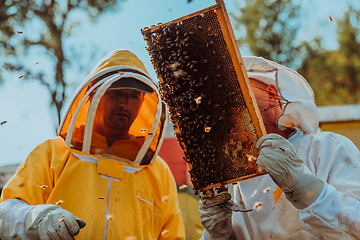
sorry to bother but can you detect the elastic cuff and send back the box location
[285,166,325,210]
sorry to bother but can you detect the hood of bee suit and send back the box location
[57,50,167,166]
[243,56,319,134]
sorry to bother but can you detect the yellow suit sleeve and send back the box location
[0,137,70,205]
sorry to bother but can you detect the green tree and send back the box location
[298,6,360,105]
[0,0,124,129]
[231,0,360,106]
[231,0,301,68]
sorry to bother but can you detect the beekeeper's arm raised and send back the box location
[257,132,360,239]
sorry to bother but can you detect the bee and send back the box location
[19,75,24,79]
[140,129,147,134]
[253,201,263,212]
[161,230,169,236]
[99,197,104,200]
[0,121,7,126]
[204,126,211,133]
[17,31,23,34]
[246,154,257,163]
[179,184,188,190]
[224,144,229,155]
[58,217,66,223]
[55,200,64,205]
[39,185,48,189]
[328,16,332,21]
[195,96,202,104]
[263,187,271,193]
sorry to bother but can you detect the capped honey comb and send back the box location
[141,0,267,193]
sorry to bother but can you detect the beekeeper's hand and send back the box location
[256,133,325,209]
[24,204,86,240]
[199,187,234,240]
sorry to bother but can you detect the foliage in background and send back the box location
[0,0,123,129]
[232,0,360,106]
[231,0,301,68]
[1,0,360,132]
[298,6,360,105]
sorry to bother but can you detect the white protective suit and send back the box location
[201,56,360,240]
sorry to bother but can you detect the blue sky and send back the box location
[0,0,359,167]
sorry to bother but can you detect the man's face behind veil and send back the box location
[93,89,145,139]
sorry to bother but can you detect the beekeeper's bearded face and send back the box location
[250,78,294,138]
[93,88,145,143]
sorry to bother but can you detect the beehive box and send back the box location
[141,0,267,193]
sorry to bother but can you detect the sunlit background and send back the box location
[1,1,360,239]
[1,0,359,166]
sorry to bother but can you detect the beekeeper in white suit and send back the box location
[199,56,360,240]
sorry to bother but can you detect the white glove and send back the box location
[256,133,325,209]
[199,187,234,240]
[24,204,86,240]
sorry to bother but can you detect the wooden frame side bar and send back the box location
[215,0,267,138]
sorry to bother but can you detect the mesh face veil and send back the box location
[57,50,167,166]
[243,56,319,134]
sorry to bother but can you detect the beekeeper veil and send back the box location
[58,50,167,166]
[243,56,319,134]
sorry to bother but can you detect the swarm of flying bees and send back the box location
[141,8,261,193]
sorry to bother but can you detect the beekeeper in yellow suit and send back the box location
[199,56,360,240]
[0,50,185,240]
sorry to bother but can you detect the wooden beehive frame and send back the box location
[142,0,267,192]
[215,0,266,138]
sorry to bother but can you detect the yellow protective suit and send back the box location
[0,50,185,240]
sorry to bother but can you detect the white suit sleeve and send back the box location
[0,199,35,239]
[299,133,360,240]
